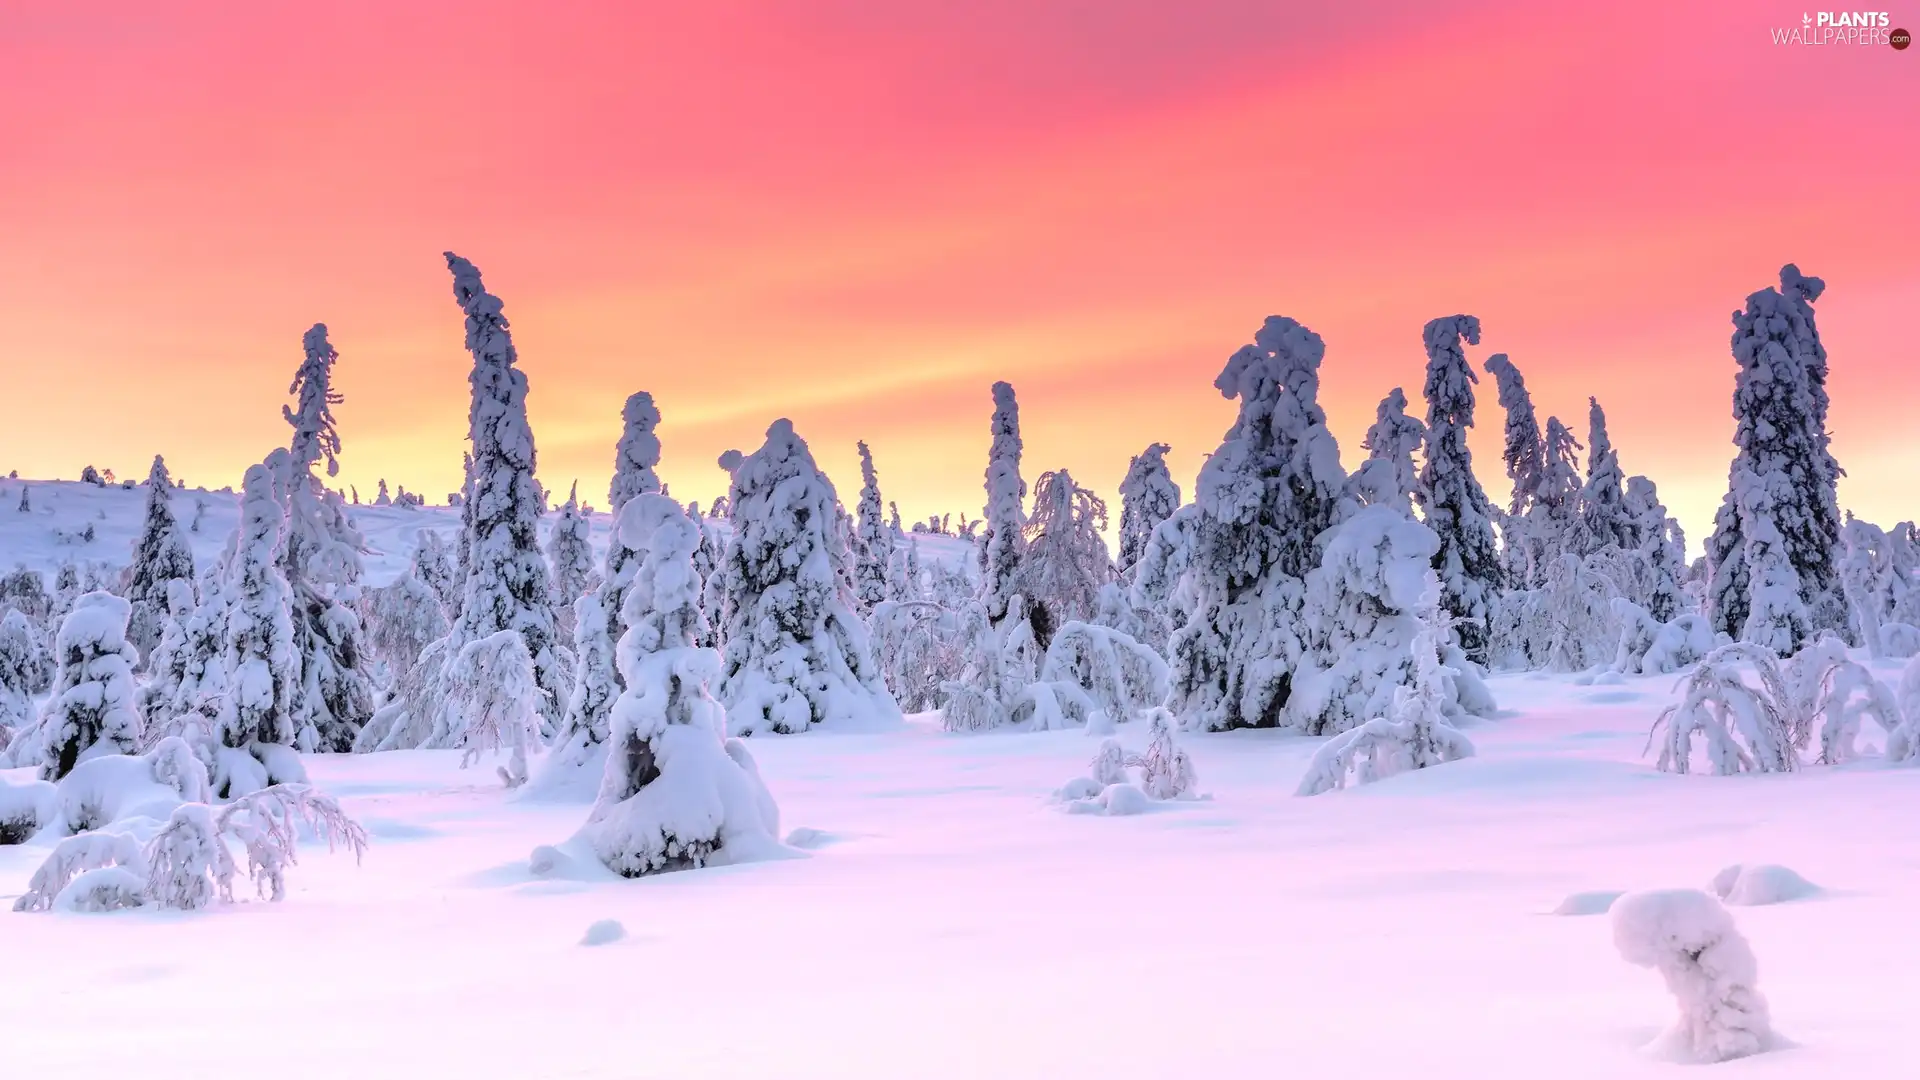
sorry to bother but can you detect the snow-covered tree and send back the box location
[359,563,448,683]
[1482,353,1544,516]
[286,323,345,479]
[1417,316,1503,664]
[1116,443,1180,578]
[539,590,618,788]
[609,391,663,512]
[124,454,197,663]
[439,630,542,788]
[15,484,28,513]
[1581,397,1632,552]
[211,463,306,797]
[547,482,594,640]
[0,608,50,738]
[980,381,1027,627]
[1160,316,1347,731]
[852,441,894,614]
[435,253,569,728]
[375,479,391,506]
[718,419,899,735]
[37,592,141,780]
[1707,265,1845,652]
[1016,469,1112,649]
[413,528,459,614]
[1348,388,1424,515]
[139,579,224,747]
[581,493,780,875]
[1297,575,1476,794]
[1625,476,1687,622]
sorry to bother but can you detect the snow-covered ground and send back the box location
[4,672,1917,1078]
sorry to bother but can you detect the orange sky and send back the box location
[1,1,1913,550]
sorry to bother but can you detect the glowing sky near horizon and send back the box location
[1,0,1914,550]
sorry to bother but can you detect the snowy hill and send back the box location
[0,477,978,589]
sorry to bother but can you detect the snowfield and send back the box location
[5,674,1917,1079]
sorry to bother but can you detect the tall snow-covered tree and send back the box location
[1581,396,1632,552]
[211,462,306,797]
[125,454,198,663]
[438,252,568,727]
[35,592,141,780]
[286,323,345,478]
[547,481,595,639]
[1416,315,1503,664]
[1116,443,1180,578]
[581,493,780,875]
[1481,354,1544,516]
[718,419,899,735]
[1017,469,1113,648]
[1625,475,1687,623]
[1707,265,1846,652]
[1349,388,1425,515]
[852,441,894,614]
[610,391,663,513]
[980,381,1027,628]
[1166,315,1346,731]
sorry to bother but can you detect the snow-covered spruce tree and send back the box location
[1348,387,1425,516]
[1581,396,1633,552]
[547,482,594,640]
[852,441,894,614]
[1297,575,1475,795]
[272,331,374,753]
[1707,266,1845,651]
[454,453,474,586]
[211,463,307,797]
[1625,476,1687,622]
[37,592,142,781]
[581,493,780,875]
[413,528,459,614]
[1116,443,1180,579]
[1535,416,1585,562]
[0,608,51,739]
[1416,315,1503,665]
[125,454,197,664]
[610,391,663,512]
[718,419,899,735]
[1482,354,1544,517]
[980,381,1028,628]
[1167,315,1346,731]
[374,480,391,506]
[536,589,618,789]
[435,253,569,729]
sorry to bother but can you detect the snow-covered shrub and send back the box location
[716,419,898,735]
[437,630,543,788]
[580,494,781,876]
[13,830,149,912]
[1029,620,1167,729]
[1135,710,1197,800]
[0,565,51,627]
[0,607,50,736]
[1879,622,1920,659]
[47,737,211,836]
[0,775,55,844]
[360,565,449,680]
[868,599,969,714]
[1089,738,1130,786]
[1610,889,1772,1064]
[1888,654,1920,764]
[1297,580,1476,795]
[37,591,142,780]
[1610,600,1714,675]
[1646,644,1798,774]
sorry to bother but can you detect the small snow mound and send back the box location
[528,845,568,877]
[1053,776,1104,802]
[783,827,835,849]
[1710,864,1820,906]
[1550,889,1624,916]
[1098,783,1150,816]
[580,919,626,947]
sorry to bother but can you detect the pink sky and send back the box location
[1,0,1913,546]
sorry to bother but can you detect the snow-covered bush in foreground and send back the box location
[1055,711,1199,814]
[13,782,365,913]
[579,494,781,876]
[1297,579,1475,795]
[1610,599,1714,676]
[0,774,55,844]
[1647,640,1903,774]
[1610,889,1773,1064]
